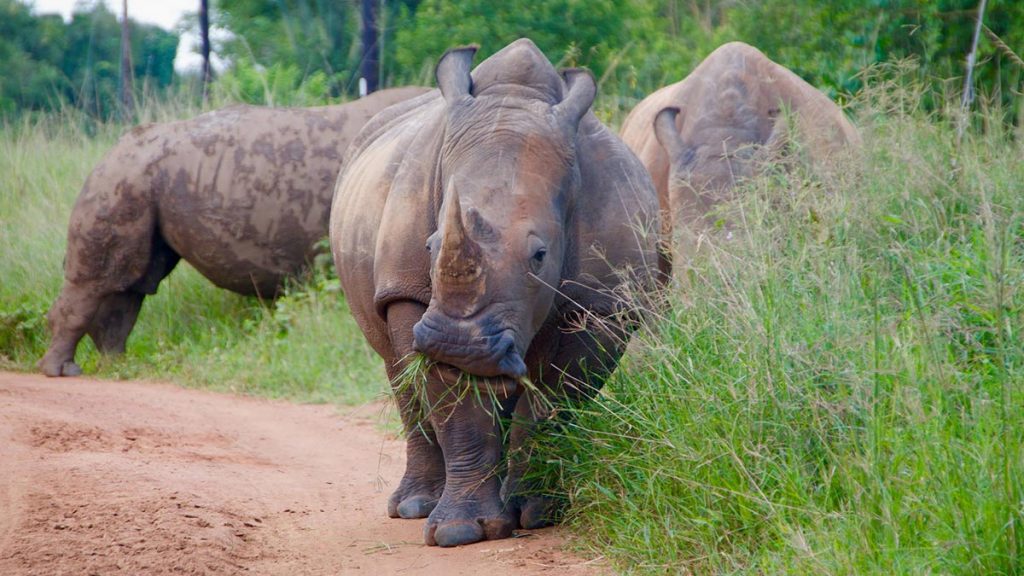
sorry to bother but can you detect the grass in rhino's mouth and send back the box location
[393,352,546,432]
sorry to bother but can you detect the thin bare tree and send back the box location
[360,0,379,95]
[957,0,988,144]
[119,0,134,116]
[200,0,212,101]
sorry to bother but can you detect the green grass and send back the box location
[531,79,1024,573]
[0,111,387,405]
[1,76,1021,574]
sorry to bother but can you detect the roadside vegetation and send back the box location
[531,72,1024,574]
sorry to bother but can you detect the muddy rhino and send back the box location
[620,41,860,239]
[331,39,660,547]
[40,86,430,377]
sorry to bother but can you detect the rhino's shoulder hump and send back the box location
[471,38,563,101]
[703,41,767,65]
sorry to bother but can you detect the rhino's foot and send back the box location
[424,496,515,547]
[60,361,83,377]
[387,475,444,519]
[38,355,82,378]
[517,495,563,530]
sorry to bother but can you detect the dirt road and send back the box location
[0,372,601,575]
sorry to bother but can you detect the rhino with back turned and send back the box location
[620,41,859,246]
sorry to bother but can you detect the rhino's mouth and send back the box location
[412,311,527,379]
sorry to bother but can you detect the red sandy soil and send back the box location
[0,372,603,575]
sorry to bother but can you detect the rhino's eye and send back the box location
[529,247,547,275]
[527,234,547,274]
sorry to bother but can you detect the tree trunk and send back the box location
[957,0,988,145]
[119,0,134,117]
[360,0,379,95]
[200,0,211,101]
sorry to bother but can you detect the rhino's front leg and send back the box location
[424,373,518,547]
[505,316,628,529]
[386,382,447,520]
[384,301,446,519]
[503,387,560,529]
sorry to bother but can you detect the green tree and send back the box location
[214,0,360,98]
[726,0,1023,114]
[59,2,178,117]
[392,0,654,85]
[0,0,178,117]
[0,1,68,112]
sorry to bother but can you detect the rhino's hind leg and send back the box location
[86,234,179,356]
[86,292,145,355]
[39,283,101,377]
[40,199,179,377]
[384,302,447,520]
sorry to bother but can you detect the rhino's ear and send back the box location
[435,45,478,104]
[653,107,685,158]
[554,68,596,132]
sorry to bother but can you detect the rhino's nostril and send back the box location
[496,334,527,378]
[493,330,519,357]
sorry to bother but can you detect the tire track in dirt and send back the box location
[0,372,602,575]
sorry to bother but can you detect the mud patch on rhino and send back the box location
[251,135,277,165]
[280,138,307,166]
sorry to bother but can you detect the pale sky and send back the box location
[28,0,212,72]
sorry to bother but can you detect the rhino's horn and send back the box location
[438,185,484,284]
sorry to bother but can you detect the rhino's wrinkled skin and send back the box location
[39,87,430,378]
[330,39,660,547]
[620,41,860,241]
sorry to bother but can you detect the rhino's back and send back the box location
[572,113,665,286]
[113,89,426,295]
[131,106,344,293]
[700,43,860,153]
